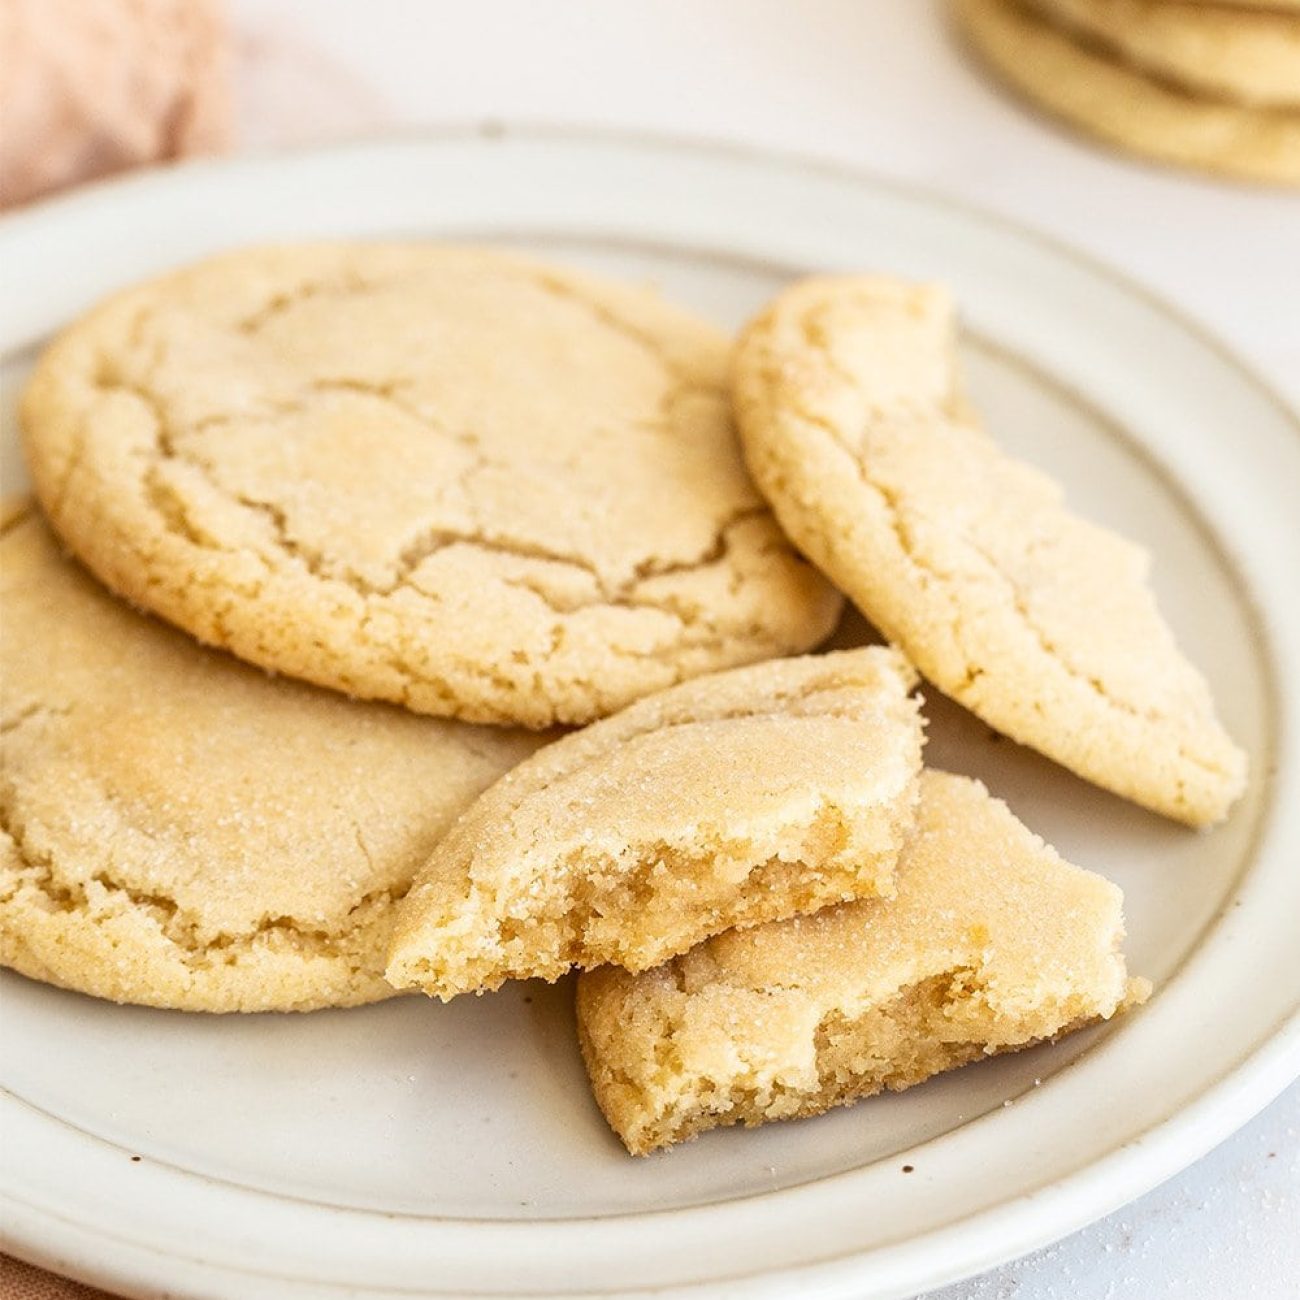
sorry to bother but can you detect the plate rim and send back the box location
[0,118,1296,427]
[1,123,1297,1300]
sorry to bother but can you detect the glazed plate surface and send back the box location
[1,130,1297,1299]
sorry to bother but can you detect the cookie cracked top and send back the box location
[21,244,842,727]
[733,274,1247,826]
[0,499,542,1011]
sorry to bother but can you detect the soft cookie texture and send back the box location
[0,500,541,1012]
[733,276,1247,826]
[577,771,1149,1155]
[386,648,924,1000]
[953,0,1300,185]
[1031,0,1300,108]
[20,244,842,728]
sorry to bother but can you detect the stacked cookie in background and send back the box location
[954,0,1300,184]
[3,245,1247,1154]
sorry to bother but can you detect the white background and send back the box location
[229,2,1299,1295]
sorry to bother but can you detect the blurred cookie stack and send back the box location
[954,0,1300,184]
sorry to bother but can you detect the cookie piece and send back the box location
[577,770,1149,1155]
[733,276,1247,826]
[386,647,924,999]
[0,500,541,1012]
[953,0,1300,185]
[20,244,842,729]
[1032,0,1300,108]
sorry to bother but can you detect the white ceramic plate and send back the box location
[1,130,1297,1300]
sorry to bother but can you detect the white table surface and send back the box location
[229,3,1300,1296]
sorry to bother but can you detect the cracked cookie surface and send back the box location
[0,500,542,1011]
[20,244,842,727]
[954,0,1300,184]
[576,770,1149,1154]
[733,275,1247,826]
[386,647,924,1000]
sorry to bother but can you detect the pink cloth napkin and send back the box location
[0,0,230,208]
[1,0,229,1286]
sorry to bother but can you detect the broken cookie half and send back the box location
[576,770,1149,1155]
[732,275,1247,826]
[386,647,924,999]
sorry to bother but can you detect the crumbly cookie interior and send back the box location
[577,771,1148,1154]
[387,648,924,997]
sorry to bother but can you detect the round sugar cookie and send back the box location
[954,0,1300,185]
[20,244,842,728]
[1033,0,1300,108]
[0,500,542,1012]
